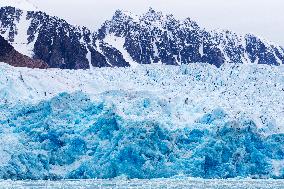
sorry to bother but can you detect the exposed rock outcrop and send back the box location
[0,6,284,69]
[0,35,48,68]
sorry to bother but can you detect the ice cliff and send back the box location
[0,62,283,179]
[0,92,283,179]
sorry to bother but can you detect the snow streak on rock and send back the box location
[1,6,284,69]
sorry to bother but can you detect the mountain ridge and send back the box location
[96,8,284,67]
[0,6,283,69]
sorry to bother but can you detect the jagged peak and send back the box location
[113,9,140,22]
[183,17,199,29]
[244,33,279,47]
[112,8,176,25]
[141,7,163,22]
[110,8,202,31]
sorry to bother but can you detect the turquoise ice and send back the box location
[0,92,283,180]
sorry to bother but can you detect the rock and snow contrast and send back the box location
[97,8,284,67]
[0,62,283,179]
[0,35,47,68]
[0,0,283,183]
[0,6,284,69]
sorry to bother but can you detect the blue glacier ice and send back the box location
[0,92,283,180]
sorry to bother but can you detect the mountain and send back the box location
[0,35,47,68]
[96,8,284,67]
[0,6,284,69]
[0,3,132,69]
[0,6,94,69]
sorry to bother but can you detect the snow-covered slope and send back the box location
[0,62,283,179]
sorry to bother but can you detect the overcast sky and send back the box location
[28,0,284,45]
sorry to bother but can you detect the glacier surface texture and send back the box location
[0,63,283,179]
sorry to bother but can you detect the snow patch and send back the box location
[11,11,34,57]
[86,48,92,69]
[103,34,139,67]
[199,42,204,57]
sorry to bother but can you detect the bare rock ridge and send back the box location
[0,35,48,68]
[0,6,284,69]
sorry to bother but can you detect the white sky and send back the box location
[27,0,284,45]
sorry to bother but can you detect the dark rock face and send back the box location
[99,42,129,67]
[0,35,48,68]
[0,34,13,56]
[1,6,284,69]
[0,6,21,42]
[96,8,284,67]
[28,11,91,69]
[0,6,129,69]
[245,35,284,65]
[90,48,110,67]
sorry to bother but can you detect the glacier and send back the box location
[0,64,284,180]
[0,62,283,180]
[0,62,283,132]
[0,91,283,180]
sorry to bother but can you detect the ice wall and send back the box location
[0,92,283,180]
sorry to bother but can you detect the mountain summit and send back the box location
[97,8,284,67]
[0,6,283,69]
